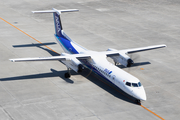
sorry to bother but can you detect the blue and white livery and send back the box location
[10,8,167,104]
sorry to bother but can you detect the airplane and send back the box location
[10,8,166,105]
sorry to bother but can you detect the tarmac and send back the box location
[0,0,180,119]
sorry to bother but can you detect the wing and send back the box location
[10,53,91,62]
[105,44,166,56]
[10,56,69,62]
[125,44,167,54]
[10,44,166,62]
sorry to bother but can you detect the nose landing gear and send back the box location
[135,99,141,105]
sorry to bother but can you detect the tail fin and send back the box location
[32,8,79,38]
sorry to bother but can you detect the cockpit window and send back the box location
[125,82,131,87]
[125,81,142,87]
[132,83,138,87]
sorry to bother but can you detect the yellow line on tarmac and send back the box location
[0,17,60,55]
[1,17,165,120]
[141,105,165,120]
[92,74,165,120]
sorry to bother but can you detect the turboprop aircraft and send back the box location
[10,8,166,104]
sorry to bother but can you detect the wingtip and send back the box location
[9,59,15,62]
[162,44,167,47]
[159,44,167,48]
[74,9,79,11]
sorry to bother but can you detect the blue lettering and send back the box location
[104,68,112,74]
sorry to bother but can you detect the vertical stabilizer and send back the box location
[53,11,63,37]
[32,8,79,38]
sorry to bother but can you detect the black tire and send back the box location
[136,99,141,105]
[64,72,71,78]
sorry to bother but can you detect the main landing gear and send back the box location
[136,99,141,105]
[64,68,71,78]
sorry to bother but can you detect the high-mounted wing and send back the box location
[10,56,69,62]
[10,53,91,74]
[105,44,166,56]
[10,53,91,62]
[125,44,166,54]
[104,44,166,67]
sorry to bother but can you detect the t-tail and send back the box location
[32,8,79,40]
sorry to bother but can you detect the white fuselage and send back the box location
[56,36,147,101]
[85,51,146,101]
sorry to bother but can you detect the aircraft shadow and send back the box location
[13,42,57,48]
[79,68,138,104]
[0,69,74,83]
[1,43,139,104]
[0,67,137,104]
[13,42,60,56]
[117,62,151,69]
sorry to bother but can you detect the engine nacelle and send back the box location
[107,48,134,67]
[61,53,84,73]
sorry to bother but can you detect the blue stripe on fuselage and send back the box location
[55,35,113,84]
[55,35,79,54]
[80,60,114,85]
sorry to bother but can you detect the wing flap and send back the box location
[76,56,91,59]
[106,53,119,57]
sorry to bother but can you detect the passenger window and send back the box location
[126,82,131,87]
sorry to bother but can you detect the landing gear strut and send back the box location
[64,68,71,78]
[115,62,119,66]
[136,99,141,105]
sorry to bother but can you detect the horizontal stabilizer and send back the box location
[32,8,79,38]
[32,8,79,15]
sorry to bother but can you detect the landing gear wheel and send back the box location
[136,99,141,105]
[64,72,71,78]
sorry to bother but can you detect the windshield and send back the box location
[125,82,142,87]
[132,83,138,87]
[126,82,131,87]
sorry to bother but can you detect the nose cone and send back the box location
[132,86,147,101]
[139,89,146,101]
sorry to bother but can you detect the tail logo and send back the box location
[55,16,61,32]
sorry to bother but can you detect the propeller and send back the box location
[127,58,134,67]
[126,53,140,73]
[127,53,140,67]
